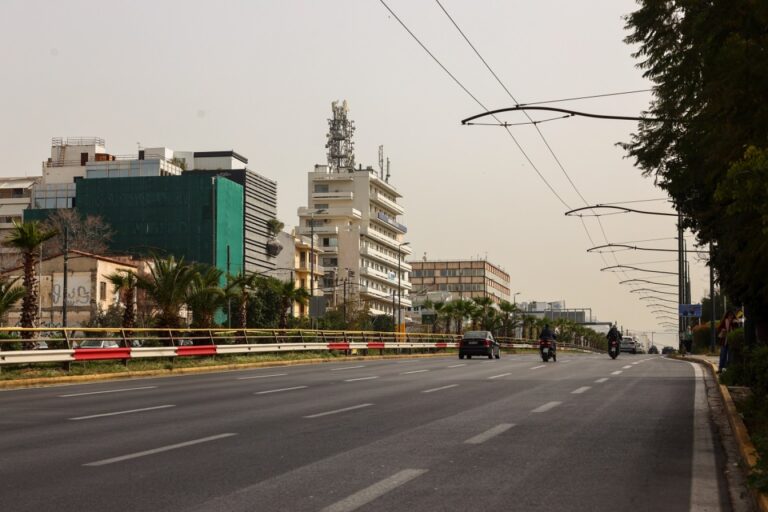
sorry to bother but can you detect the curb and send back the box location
[682,355,767,511]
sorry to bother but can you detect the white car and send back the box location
[620,336,637,353]
[77,339,120,349]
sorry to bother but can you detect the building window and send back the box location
[99,282,107,302]
[314,184,329,193]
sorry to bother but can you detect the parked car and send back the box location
[648,345,659,354]
[661,346,676,355]
[31,341,48,350]
[459,331,500,360]
[76,339,121,349]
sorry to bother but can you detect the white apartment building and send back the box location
[0,177,40,270]
[297,164,412,317]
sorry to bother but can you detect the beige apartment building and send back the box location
[410,259,511,304]
[0,177,40,270]
[274,230,324,318]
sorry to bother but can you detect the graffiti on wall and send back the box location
[52,273,91,307]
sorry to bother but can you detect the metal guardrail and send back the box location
[0,328,601,367]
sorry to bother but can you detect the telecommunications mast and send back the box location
[325,100,356,172]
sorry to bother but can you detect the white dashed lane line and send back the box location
[401,369,429,375]
[69,405,175,421]
[304,403,374,419]
[530,365,546,370]
[622,365,632,369]
[237,373,288,380]
[59,386,157,398]
[84,433,237,467]
[488,373,511,380]
[595,377,609,383]
[422,384,458,394]
[330,366,366,371]
[571,386,591,394]
[532,401,562,413]
[320,469,428,512]
[464,423,516,444]
[344,376,379,382]
[611,371,623,376]
[255,386,308,395]
[447,364,466,368]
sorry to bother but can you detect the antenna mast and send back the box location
[385,157,391,182]
[378,145,384,179]
[325,100,356,173]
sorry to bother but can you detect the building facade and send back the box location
[274,230,324,318]
[410,259,511,304]
[0,177,40,270]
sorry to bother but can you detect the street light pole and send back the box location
[397,241,410,333]
[308,209,326,324]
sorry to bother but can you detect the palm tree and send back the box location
[472,296,496,330]
[0,276,25,326]
[3,221,57,333]
[498,300,519,338]
[186,265,225,328]
[135,255,196,328]
[225,271,262,329]
[105,270,138,328]
[275,280,309,328]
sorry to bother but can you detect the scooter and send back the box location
[539,338,557,362]
[608,339,619,359]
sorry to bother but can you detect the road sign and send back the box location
[679,304,702,318]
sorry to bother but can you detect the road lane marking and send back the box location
[237,373,288,380]
[59,386,157,398]
[611,370,623,375]
[304,403,374,419]
[255,386,307,395]
[69,405,175,421]
[422,384,458,393]
[344,376,379,382]
[447,364,466,368]
[320,469,427,512]
[632,362,641,365]
[83,433,236,467]
[532,401,562,413]
[401,369,429,375]
[465,423,515,444]
[571,386,591,394]
[488,373,511,380]
[530,365,546,370]
[595,378,609,383]
[622,365,632,369]
[331,365,366,371]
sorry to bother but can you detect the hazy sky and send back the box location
[0,0,708,345]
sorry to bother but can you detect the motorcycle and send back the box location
[539,338,557,362]
[608,339,619,359]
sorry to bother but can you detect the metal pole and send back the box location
[310,215,314,325]
[392,291,396,333]
[62,227,68,327]
[227,244,231,328]
[677,211,684,351]
[397,246,401,332]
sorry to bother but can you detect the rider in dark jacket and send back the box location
[540,324,557,351]
[607,325,621,345]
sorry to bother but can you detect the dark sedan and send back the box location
[459,331,500,360]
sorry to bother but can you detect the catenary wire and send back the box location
[518,89,653,107]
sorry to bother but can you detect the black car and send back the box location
[661,346,676,355]
[648,345,659,354]
[459,331,500,360]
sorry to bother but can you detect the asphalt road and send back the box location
[0,352,730,511]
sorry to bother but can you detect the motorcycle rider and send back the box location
[540,323,557,352]
[607,324,621,353]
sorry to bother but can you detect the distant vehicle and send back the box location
[608,339,619,359]
[661,346,676,355]
[620,336,637,353]
[31,341,48,350]
[539,337,557,362]
[77,339,120,349]
[648,345,659,354]
[459,331,500,360]
[635,344,646,354]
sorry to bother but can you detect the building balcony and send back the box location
[359,285,392,300]
[320,245,338,254]
[361,227,412,254]
[371,211,407,233]
[298,206,362,220]
[360,266,413,290]
[371,192,404,215]
[361,246,412,272]
[296,225,339,237]
[312,191,354,201]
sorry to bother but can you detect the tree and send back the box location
[41,209,113,258]
[3,221,57,335]
[265,218,284,257]
[105,270,138,328]
[472,296,496,331]
[273,279,309,328]
[622,0,768,342]
[186,265,225,329]
[0,276,25,326]
[135,255,195,328]
[498,300,520,338]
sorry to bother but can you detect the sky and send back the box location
[0,0,709,345]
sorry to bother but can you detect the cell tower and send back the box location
[326,100,356,172]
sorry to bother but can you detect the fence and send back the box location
[0,328,599,369]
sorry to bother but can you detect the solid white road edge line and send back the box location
[595,378,609,383]
[237,373,288,380]
[464,423,516,444]
[331,366,366,371]
[689,362,723,511]
[59,386,157,398]
[320,469,428,512]
[488,373,511,380]
[571,386,591,394]
[69,405,175,421]
[255,386,308,395]
[83,433,237,467]
[304,403,374,419]
[344,376,379,382]
[422,384,458,393]
[532,401,562,413]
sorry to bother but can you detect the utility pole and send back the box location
[709,242,716,352]
[62,227,68,327]
[227,244,231,328]
[678,210,684,350]
[343,277,347,326]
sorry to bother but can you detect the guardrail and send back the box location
[0,328,600,369]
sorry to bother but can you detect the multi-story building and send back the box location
[274,230,324,318]
[296,101,411,318]
[27,138,278,274]
[410,259,511,304]
[0,176,40,270]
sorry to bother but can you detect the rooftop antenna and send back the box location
[423,252,427,262]
[385,157,391,182]
[378,145,384,179]
[326,100,356,173]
